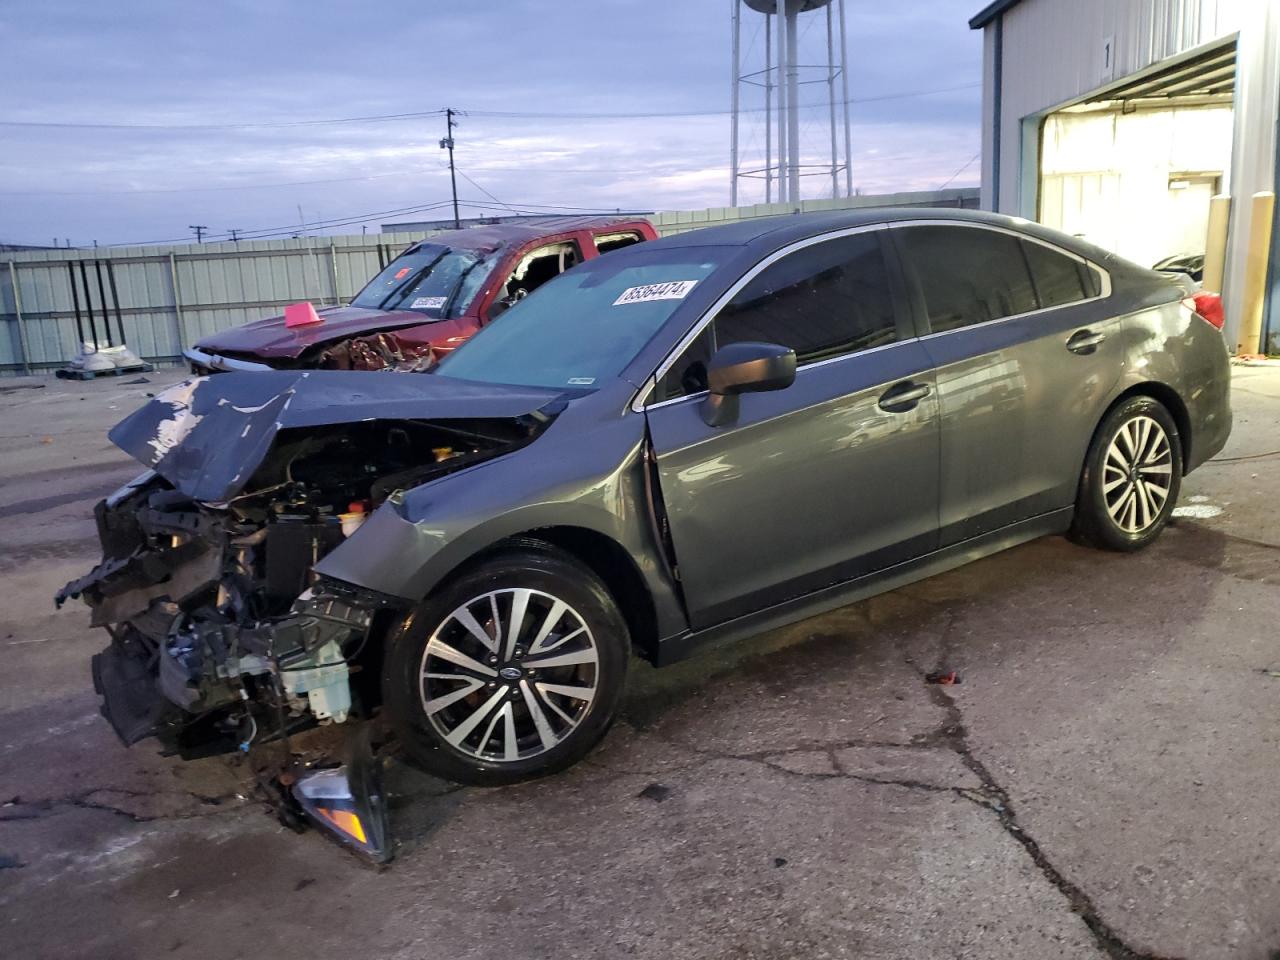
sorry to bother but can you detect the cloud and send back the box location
[0,0,982,244]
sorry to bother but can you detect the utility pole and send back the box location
[189,225,208,243]
[227,228,241,241]
[440,108,460,229]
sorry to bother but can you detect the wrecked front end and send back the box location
[57,370,564,859]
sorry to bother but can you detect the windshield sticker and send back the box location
[612,280,698,306]
[567,377,596,386]
[411,296,448,310]
[394,267,411,280]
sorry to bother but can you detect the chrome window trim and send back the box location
[630,223,891,412]
[629,219,1113,412]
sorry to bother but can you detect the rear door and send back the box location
[644,229,941,629]
[891,222,1120,546]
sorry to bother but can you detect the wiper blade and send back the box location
[377,250,448,311]
[440,256,486,318]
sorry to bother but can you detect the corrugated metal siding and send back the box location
[0,191,977,375]
[0,233,424,374]
[994,0,1243,213]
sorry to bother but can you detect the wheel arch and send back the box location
[424,525,662,664]
[1105,381,1192,471]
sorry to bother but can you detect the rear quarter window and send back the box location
[1021,239,1091,308]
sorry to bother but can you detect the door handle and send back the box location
[1066,329,1107,354]
[878,380,931,412]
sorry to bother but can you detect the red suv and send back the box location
[185,216,656,373]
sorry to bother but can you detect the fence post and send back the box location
[8,260,33,376]
[329,239,340,305]
[168,252,189,351]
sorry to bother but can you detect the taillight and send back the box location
[1183,292,1225,329]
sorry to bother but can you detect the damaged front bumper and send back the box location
[57,372,565,861]
[57,476,403,860]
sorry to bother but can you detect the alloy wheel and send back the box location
[1102,415,1174,534]
[419,588,599,762]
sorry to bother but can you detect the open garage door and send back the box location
[1039,41,1236,276]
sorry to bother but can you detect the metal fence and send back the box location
[0,188,976,375]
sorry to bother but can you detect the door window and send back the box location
[490,240,583,316]
[655,231,898,401]
[896,225,1038,333]
[593,231,646,255]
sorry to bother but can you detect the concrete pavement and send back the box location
[1,366,1278,960]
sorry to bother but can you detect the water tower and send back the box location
[730,0,853,206]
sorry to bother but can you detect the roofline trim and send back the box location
[969,0,1022,30]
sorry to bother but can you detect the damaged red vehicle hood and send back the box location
[193,305,439,360]
[109,371,566,502]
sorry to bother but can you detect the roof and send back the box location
[637,207,1029,253]
[405,216,651,253]
[969,0,1022,29]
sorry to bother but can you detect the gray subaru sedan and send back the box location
[62,209,1231,809]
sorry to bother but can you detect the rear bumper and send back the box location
[183,345,274,374]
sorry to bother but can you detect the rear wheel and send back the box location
[1071,396,1182,552]
[382,544,629,786]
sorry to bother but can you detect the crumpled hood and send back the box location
[109,370,565,502]
[193,305,438,360]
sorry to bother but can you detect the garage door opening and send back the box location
[1038,40,1236,278]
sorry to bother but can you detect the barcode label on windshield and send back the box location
[612,280,698,306]
[412,296,447,310]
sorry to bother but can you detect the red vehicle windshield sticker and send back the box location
[411,296,448,310]
[612,280,698,306]
[394,267,411,280]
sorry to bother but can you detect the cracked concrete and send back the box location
[1,367,1279,960]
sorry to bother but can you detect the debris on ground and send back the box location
[925,670,962,685]
[638,783,672,803]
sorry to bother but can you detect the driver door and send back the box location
[482,238,583,322]
[644,229,941,630]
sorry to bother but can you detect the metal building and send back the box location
[970,0,1280,352]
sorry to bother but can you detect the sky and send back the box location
[0,0,984,247]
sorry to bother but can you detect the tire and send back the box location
[382,543,629,786]
[1070,396,1183,552]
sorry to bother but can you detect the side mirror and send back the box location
[701,341,796,426]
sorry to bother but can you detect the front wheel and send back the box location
[382,544,629,786]
[1071,396,1183,552]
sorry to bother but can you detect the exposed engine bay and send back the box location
[56,371,565,859]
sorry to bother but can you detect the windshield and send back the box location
[435,246,730,389]
[350,244,492,318]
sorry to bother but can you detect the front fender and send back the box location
[313,414,688,639]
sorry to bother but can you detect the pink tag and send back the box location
[284,301,323,328]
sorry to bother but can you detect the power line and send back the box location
[0,84,979,131]
[0,109,447,131]
[937,151,981,190]
[110,197,634,247]
[455,169,517,214]
[0,171,406,197]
